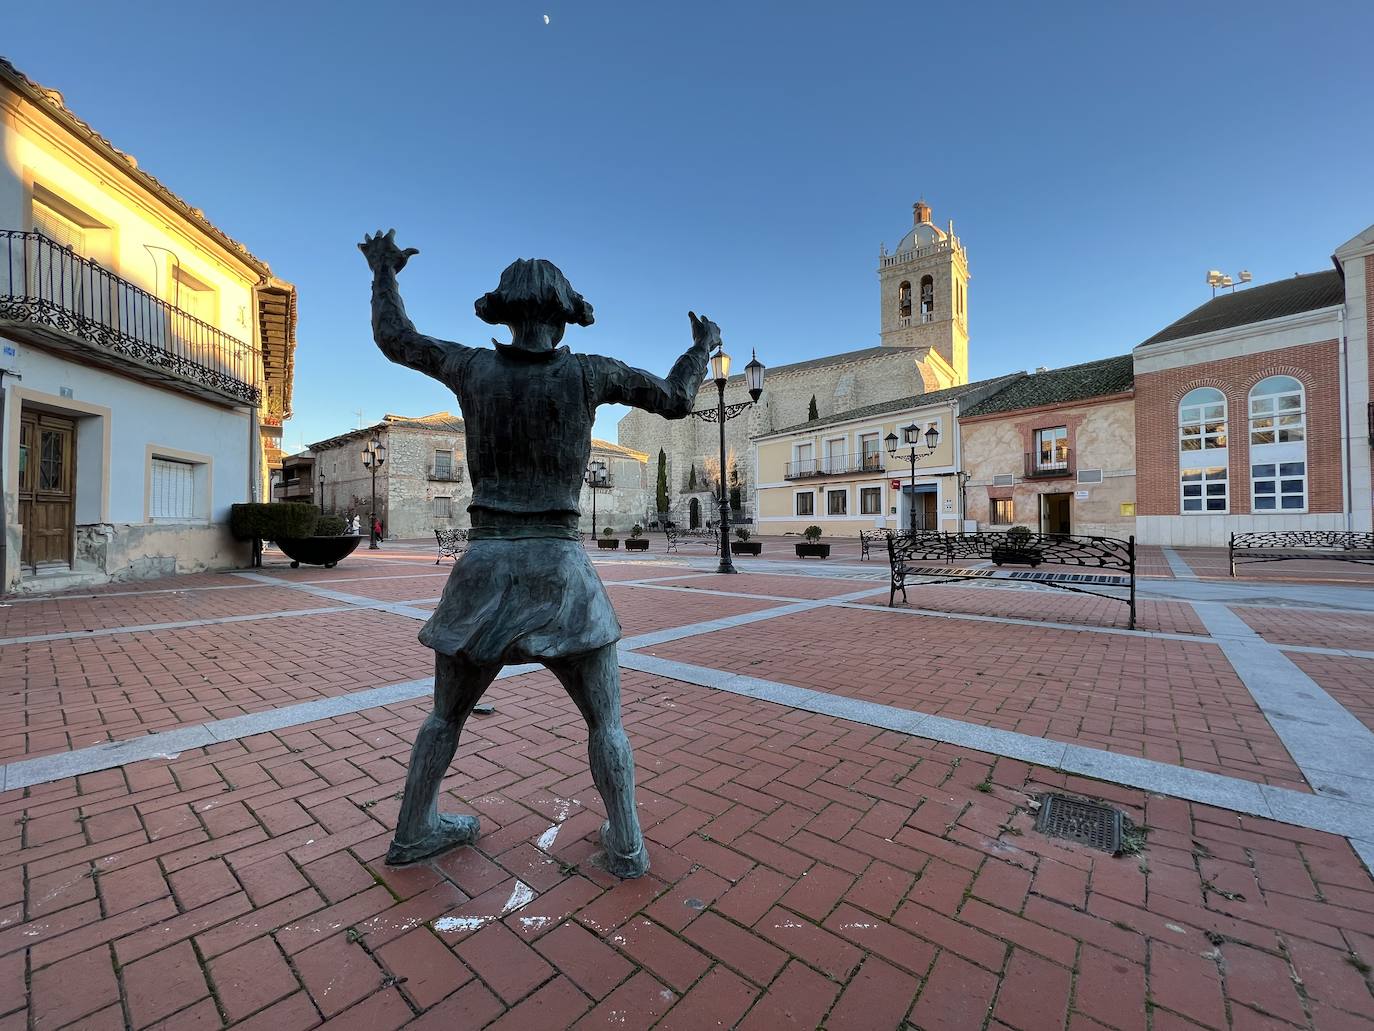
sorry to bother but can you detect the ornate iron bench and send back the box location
[887,530,1137,629]
[1228,531,1374,576]
[665,527,718,554]
[859,529,891,561]
[435,528,469,564]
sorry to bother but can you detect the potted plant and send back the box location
[626,523,650,551]
[991,524,1043,567]
[597,526,620,550]
[231,504,361,569]
[795,525,830,559]
[731,526,762,556]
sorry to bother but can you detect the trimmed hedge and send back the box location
[315,515,347,537]
[230,503,319,543]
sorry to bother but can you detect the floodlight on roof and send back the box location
[1206,267,1253,296]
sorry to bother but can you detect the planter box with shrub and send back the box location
[731,541,762,556]
[795,525,828,559]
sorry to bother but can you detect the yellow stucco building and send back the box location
[752,373,1022,537]
[0,57,296,590]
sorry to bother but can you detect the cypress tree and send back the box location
[688,464,697,491]
[808,395,819,421]
[656,448,669,513]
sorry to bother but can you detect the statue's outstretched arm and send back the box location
[359,229,469,379]
[592,312,719,419]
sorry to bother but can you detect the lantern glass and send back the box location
[709,349,732,384]
[902,422,920,445]
[924,424,940,449]
[744,350,765,402]
[375,444,387,466]
[360,447,371,467]
[884,431,899,456]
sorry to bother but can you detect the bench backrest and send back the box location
[888,530,1134,572]
[436,528,468,547]
[1232,530,1374,551]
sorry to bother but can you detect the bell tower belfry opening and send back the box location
[878,198,969,387]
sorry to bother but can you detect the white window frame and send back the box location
[792,441,815,478]
[859,432,882,472]
[144,445,211,523]
[826,487,848,516]
[794,490,815,517]
[1247,376,1307,513]
[1248,376,1305,446]
[1181,466,1228,514]
[859,485,882,515]
[823,436,847,475]
[1033,426,1069,469]
[1250,460,1307,513]
[1179,387,1228,454]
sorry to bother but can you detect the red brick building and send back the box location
[1133,225,1374,545]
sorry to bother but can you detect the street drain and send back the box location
[1034,794,1124,854]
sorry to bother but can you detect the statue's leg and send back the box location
[386,652,501,865]
[546,645,649,879]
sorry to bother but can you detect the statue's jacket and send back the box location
[412,339,708,665]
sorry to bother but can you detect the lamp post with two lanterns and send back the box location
[360,433,387,549]
[688,344,765,574]
[885,421,941,534]
[584,459,609,538]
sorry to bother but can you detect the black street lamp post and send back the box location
[885,421,940,533]
[318,470,326,515]
[688,346,765,573]
[585,459,609,538]
[360,432,387,549]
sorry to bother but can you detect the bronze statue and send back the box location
[360,230,715,878]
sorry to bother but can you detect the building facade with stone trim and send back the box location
[960,356,1136,538]
[0,58,297,592]
[752,373,1023,538]
[618,200,972,526]
[308,413,652,540]
[1132,233,1374,546]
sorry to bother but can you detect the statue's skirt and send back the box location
[419,538,621,666]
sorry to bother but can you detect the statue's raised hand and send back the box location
[689,311,722,352]
[359,228,419,274]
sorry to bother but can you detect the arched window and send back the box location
[920,275,934,317]
[1249,376,1306,511]
[897,281,911,318]
[1179,387,1227,513]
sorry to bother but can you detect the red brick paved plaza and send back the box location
[2,539,1373,1029]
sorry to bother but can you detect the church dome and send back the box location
[893,221,946,254]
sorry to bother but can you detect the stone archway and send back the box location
[689,497,701,529]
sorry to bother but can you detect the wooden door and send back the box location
[921,492,938,530]
[18,411,75,571]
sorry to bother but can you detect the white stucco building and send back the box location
[0,57,296,591]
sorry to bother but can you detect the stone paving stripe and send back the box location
[0,665,540,793]
[1193,603,1374,800]
[0,604,359,647]
[614,650,1374,849]
[232,572,436,620]
[1161,547,1198,579]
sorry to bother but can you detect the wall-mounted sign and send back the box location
[890,479,900,490]
[1074,490,1090,500]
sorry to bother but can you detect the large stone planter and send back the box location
[991,546,1043,567]
[625,538,650,552]
[795,542,830,559]
[276,535,362,569]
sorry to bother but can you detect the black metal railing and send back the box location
[1024,449,1074,478]
[428,464,463,482]
[0,230,260,405]
[784,452,885,479]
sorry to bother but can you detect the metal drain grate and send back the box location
[1034,794,1124,853]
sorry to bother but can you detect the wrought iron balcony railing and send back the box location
[428,465,464,482]
[784,453,885,479]
[1024,449,1075,478]
[0,230,261,406]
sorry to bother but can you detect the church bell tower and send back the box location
[878,198,969,386]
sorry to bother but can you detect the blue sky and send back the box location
[7,2,1371,449]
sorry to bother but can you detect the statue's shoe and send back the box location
[600,820,650,879]
[386,814,480,865]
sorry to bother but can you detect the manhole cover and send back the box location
[1034,794,1123,853]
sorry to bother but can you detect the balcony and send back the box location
[1024,449,1075,479]
[784,453,885,479]
[0,230,260,406]
[428,464,463,483]
[273,478,316,501]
